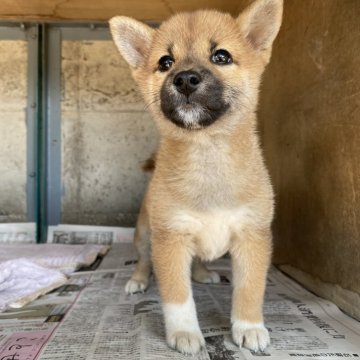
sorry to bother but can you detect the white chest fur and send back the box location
[168,206,256,261]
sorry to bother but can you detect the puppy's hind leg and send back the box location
[192,258,220,284]
[125,201,152,294]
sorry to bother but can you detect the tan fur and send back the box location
[231,227,272,323]
[110,0,283,353]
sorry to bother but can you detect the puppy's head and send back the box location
[110,0,283,133]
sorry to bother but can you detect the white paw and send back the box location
[201,270,221,284]
[232,320,270,352]
[125,279,148,294]
[167,331,205,355]
[163,296,204,354]
[193,270,221,284]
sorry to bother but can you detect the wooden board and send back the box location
[259,0,360,300]
[0,0,250,22]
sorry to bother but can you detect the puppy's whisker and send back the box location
[143,98,160,111]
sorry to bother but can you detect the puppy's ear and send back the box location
[109,16,155,69]
[237,0,283,62]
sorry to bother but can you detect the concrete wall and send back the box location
[258,0,360,318]
[61,41,158,226]
[0,40,27,222]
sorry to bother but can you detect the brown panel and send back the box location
[0,0,249,22]
[259,0,360,294]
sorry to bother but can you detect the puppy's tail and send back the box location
[142,152,156,172]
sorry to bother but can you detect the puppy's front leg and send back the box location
[152,231,204,355]
[230,228,272,352]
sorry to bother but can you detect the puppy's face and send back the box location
[110,0,283,133]
[152,13,248,130]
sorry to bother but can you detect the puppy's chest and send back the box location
[179,144,237,206]
[170,207,255,261]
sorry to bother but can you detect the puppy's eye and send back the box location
[211,49,233,65]
[158,55,174,72]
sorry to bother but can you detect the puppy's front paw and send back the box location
[167,331,205,355]
[125,279,148,294]
[164,298,204,354]
[232,320,270,352]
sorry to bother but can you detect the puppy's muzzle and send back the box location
[160,66,229,129]
[173,70,202,97]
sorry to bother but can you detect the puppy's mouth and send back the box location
[160,69,230,130]
[171,101,224,130]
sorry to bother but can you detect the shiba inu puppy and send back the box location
[110,0,283,354]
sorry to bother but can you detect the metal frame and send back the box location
[45,26,62,227]
[26,25,39,223]
[0,23,114,240]
[0,24,27,40]
[44,23,111,229]
[61,24,112,41]
[0,22,157,241]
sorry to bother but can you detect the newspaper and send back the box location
[0,241,359,360]
[47,224,134,244]
[0,223,134,244]
[0,223,36,243]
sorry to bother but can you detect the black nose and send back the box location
[173,70,202,96]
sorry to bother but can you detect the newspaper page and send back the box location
[1,242,359,360]
[0,223,133,244]
[47,224,134,244]
[0,223,36,243]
